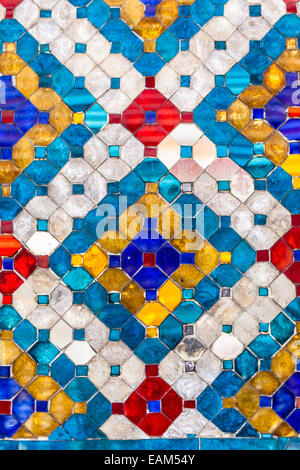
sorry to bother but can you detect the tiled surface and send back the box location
[0,0,299,450]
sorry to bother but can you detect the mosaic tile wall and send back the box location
[0,0,299,451]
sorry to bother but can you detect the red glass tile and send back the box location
[271,239,293,272]
[283,227,300,250]
[1,110,14,124]
[285,262,300,284]
[181,112,193,122]
[257,250,269,262]
[14,248,36,279]
[135,89,165,112]
[156,101,181,133]
[144,147,157,157]
[0,401,11,415]
[145,365,158,377]
[135,125,167,146]
[184,400,196,409]
[139,413,171,436]
[137,377,170,401]
[0,271,23,294]
[122,103,145,133]
[296,285,300,297]
[3,295,12,305]
[124,392,146,425]
[111,403,124,414]
[109,114,121,124]
[161,389,182,421]
[143,252,155,267]
[145,77,155,88]
[288,107,300,118]
[36,256,49,268]
[292,215,300,226]
[0,235,22,257]
[1,221,13,234]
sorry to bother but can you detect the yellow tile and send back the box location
[99,231,128,254]
[5,42,16,52]
[281,154,300,177]
[220,251,231,264]
[250,408,282,434]
[121,0,144,28]
[71,254,83,267]
[134,18,165,40]
[74,402,87,414]
[13,352,36,388]
[296,322,300,333]
[277,49,300,72]
[98,268,129,291]
[274,422,298,437]
[119,207,143,240]
[158,207,181,239]
[222,397,235,408]
[25,412,58,437]
[171,264,204,288]
[137,193,167,218]
[144,40,156,53]
[227,99,251,131]
[25,124,58,146]
[250,371,280,395]
[293,177,300,189]
[147,327,158,338]
[0,161,21,184]
[271,348,294,382]
[1,330,13,339]
[146,182,159,193]
[157,0,179,28]
[27,376,59,401]
[240,85,273,108]
[242,120,274,143]
[0,339,21,364]
[137,302,169,326]
[73,112,84,124]
[195,241,219,275]
[172,230,204,252]
[286,334,300,358]
[121,281,145,314]
[49,101,73,134]
[263,63,286,94]
[12,137,35,170]
[158,279,182,311]
[29,88,61,111]
[216,110,227,122]
[83,244,108,278]
[286,38,297,49]
[1,184,10,197]
[236,384,260,419]
[265,132,288,165]
[50,391,73,424]
[0,52,26,75]
[13,425,34,439]
[16,65,39,98]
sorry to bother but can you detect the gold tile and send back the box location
[171,264,204,288]
[236,384,260,419]
[250,371,280,395]
[222,397,235,408]
[72,254,83,267]
[274,422,298,437]
[121,281,145,314]
[195,241,219,275]
[1,330,13,339]
[73,112,84,124]
[265,132,288,165]
[158,207,181,239]
[146,182,159,193]
[216,110,227,122]
[158,279,182,311]
[25,124,58,146]
[220,251,231,264]
[0,52,25,75]
[263,63,286,94]
[134,18,165,40]
[137,302,169,326]
[50,391,73,424]
[98,268,129,291]
[99,231,129,254]
[121,0,144,28]
[286,38,297,50]
[25,412,58,437]
[30,87,61,111]
[172,230,204,252]
[286,334,300,358]
[83,244,108,278]
[5,42,16,52]
[277,49,300,72]
[13,352,36,388]
[49,101,73,133]
[0,339,21,364]
[0,161,21,184]
[293,177,300,189]
[249,408,282,434]
[13,425,34,439]
[137,193,167,218]
[16,65,39,98]
[281,154,300,177]
[227,99,251,131]
[1,184,11,197]
[119,207,143,240]
[271,348,295,382]
[157,0,179,28]
[74,402,87,414]
[147,327,158,338]
[239,85,273,108]
[144,40,156,53]
[27,376,60,401]
[241,120,274,143]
